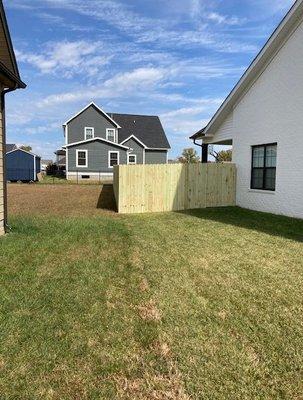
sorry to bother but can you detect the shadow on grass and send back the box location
[179,207,303,243]
[97,184,117,212]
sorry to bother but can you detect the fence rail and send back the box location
[113,163,237,214]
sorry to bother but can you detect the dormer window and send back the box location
[106,128,116,142]
[85,127,94,140]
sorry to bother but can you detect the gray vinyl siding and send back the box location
[122,138,144,164]
[145,150,167,164]
[68,141,128,173]
[67,105,117,144]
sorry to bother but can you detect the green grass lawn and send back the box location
[0,205,302,399]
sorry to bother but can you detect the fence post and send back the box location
[77,171,79,185]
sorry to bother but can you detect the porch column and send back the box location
[201,143,208,163]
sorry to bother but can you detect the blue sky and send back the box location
[4,0,293,160]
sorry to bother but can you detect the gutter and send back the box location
[0,62,26,89]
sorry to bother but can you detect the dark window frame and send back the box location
[251,143,277,191]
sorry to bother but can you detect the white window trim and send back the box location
[108,151,119,168]
[106,128,117,142]
[128,154,137,165]
[76,149,88,168]
[84,127,95,140]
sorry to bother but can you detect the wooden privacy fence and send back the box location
[113,163,236,214]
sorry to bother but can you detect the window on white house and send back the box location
[77,150,88,167]
[106,129,116,142]
[128,154,137,164]
[85,127,94,140]
[109,151,119,168]
[251,143,277,191]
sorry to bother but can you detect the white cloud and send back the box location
[38,67,167,107]
[206,12,245,26]
[8,0,257,54]
[160,101,222,138]
[16,41,111,77]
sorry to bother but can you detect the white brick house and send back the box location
[191,0,303,219]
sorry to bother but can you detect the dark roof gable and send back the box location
[111,113,170,149]
[6,143,17,152]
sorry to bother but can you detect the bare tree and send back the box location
[210,148,232,163]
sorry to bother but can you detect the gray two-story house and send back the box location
[62,102,170,181]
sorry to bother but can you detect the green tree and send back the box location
[210,149,232,163]
[178,148,200,164]
[20,145,32,152]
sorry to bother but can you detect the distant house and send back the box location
[62,102,170,181]
[6,148,41,182]
[0,1,26,235]
[54,149,66,170]
[191,0,303,219]
[41,159,53,171]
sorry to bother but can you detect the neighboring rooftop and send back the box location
[110,113,170,149]
[6,143,17,153]
[55,149,66,156]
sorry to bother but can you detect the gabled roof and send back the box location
[120,134,148,149]
[6,148,41,158]
[5,143,17,152]
[111,113,170,149]
[63,136,132,150]
[191,0,303,140]
[63,102,121,128]
[0,2,26,88]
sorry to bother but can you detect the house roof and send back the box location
[0,2,26,88]
[190,128,205,141]
[55,149,66,156]
[111,113,170,149]
[6,143,17,152]
[41,159,53,165]
[191,0,303,140]
[63,102,121,128]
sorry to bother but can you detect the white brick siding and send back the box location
[231,19,303,219]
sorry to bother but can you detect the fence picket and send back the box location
[113,163,236,214]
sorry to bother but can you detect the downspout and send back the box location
[1,84,18,232]
[33,154,36,181]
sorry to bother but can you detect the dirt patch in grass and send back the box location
[8,183,117,217]
[114,366,190,400]
[138,300,162,322]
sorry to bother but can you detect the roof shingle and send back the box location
[110,113,170,149]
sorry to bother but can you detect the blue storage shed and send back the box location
[6,148,41,182]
